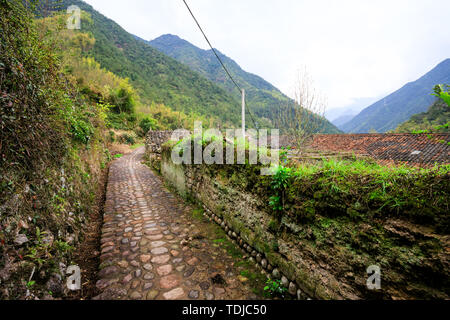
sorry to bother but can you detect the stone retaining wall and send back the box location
[159,146,346,299]
[145,130,173,154]
[160,158,310,299]
[148,134,449,300]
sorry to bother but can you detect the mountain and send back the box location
[44,0,241,127]
[325,97,380,122]
[341,59,450,133]
[146,34,341,133]
[332,114,356,128]
[395,98,449,133]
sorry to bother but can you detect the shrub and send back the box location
[118,132,137,145]
[138,117,158,137]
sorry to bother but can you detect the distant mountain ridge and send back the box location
[341,59,450,133]
[146,34,341,133]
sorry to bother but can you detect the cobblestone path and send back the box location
[94,147,262,300]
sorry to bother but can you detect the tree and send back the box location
[275,68,328,152]
[433,84,450,107]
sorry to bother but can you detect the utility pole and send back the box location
[242,89,245,138]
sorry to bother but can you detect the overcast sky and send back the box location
[84,0,450,111]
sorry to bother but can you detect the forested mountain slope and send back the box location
[341,59,450,133]
[147,34,341,133]
[45,0,241,127]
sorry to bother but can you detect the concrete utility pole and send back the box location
[242,89,245,138]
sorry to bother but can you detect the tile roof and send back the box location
[308,133,450,166]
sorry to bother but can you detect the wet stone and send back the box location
[151,247,168,255]
[152,254,171,264]
[200,282,210,290]
[146,290,159,300]
[129,291,142,299]
[144,272,155,280]
[183,266,195,278]
[205,292,214,300]
[163,287,184,300]
[157,264,173,276]
[143,282,153,290]
[143,264,153,271]
[188,290,199,300]
[160,274,180,289]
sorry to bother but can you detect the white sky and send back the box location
[84,0,450,110]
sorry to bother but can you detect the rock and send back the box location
[199,281,210,290]
[160,274,180,289]
[156,264,173,276]
[205,292,215,300]
[256,254,262,263]
[288,282,297,295]
[261,259,268,269]
[188,290,199,299]
[272,268,280,279]
[14,234,28,246]
[163,287,184,300]
[46,274,63,296]
[122,274,133,284]
[117,260,129,268]
[143,282,153,290]
[214,287,226,296]
[130,291,142,299]
[183,266,195,278]
[144,272,155,280]
[281,276,289,288]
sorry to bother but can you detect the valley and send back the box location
[0,0,449,305]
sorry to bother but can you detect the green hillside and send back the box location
[395,98,449,133]
[147,34,341,133]
[341,59,450,133]
[44,0,241,127]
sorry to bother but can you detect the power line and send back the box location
[182,0,241,92]
[181,0,258,129]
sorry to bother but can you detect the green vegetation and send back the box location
[0,0,109,299]
[396,85,449,134]
[264,279,288,298]
[163,118,449,299]
[149,34,341,133]
[41,0,244,129]
[267,159,449,231]
[342,59,450,133]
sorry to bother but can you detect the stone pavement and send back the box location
[94,147,261,300]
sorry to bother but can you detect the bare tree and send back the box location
[275,68,328,153]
